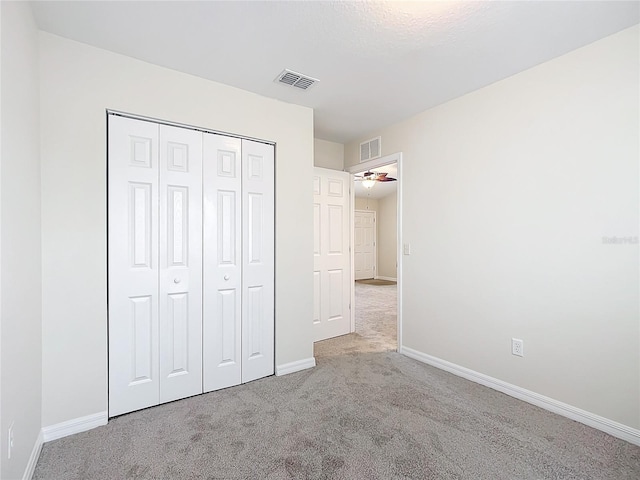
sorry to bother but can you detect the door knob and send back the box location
[174,278,181,284]
[224,275,230,281]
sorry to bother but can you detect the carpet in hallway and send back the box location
[355,279,396,286]
[314,282,397,357]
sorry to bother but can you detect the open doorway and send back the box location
[313,152,402,359]
[352,162,398,352]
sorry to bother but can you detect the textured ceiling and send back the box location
[31,1,639,144]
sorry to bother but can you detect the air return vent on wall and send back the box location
[360,136,381,162]
[275,69,319,90]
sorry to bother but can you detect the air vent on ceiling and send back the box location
[275,69,319,90]
[360,136,381,162]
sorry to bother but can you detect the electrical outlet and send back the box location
[512,338,524,357]
[8,422,14,460]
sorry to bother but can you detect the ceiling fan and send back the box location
[354,171,397,188]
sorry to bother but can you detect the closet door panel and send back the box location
[203,134,243,392]
[242,140,275,383]
[108,115,160,417]
[158,125,203,403]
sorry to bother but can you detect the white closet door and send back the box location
[158,125,203,403]
[203,133,243,392]
[241,139,275,383]
[108,115,160,417]
[109,115,276,416]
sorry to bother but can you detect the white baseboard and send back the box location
[400,346,640,447]
[375,276,397,282]
[275,357,316,376]
[23,430,43,480]
[42,411,108,443]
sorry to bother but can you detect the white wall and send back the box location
[377,193,397,280]
[0,2,42,479]
[40,33,314,428]
[354,197,378,212]
[346,26,639,429]
[314,138,344,170]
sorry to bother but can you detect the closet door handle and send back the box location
[174,278,181,284]
[224,275,230,281]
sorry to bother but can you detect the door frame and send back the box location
[348,152,403,350]
[353,209,377,280]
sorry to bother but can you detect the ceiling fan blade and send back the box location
[354,171,374,179]
[354,171,396,182]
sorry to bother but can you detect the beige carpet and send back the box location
[33,354,640,479]
[33,283,640,479]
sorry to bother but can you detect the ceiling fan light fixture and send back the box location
[362,178,376,189]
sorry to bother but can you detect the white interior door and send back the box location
[313,168,351,342]
[241,139,275,383]
[203,133,243,392]
[158,125,203,403]
[354,210,376,280]
[108,115,160,417]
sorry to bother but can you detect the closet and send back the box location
[107,114,274,417]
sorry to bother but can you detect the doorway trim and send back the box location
[348,152,403,351]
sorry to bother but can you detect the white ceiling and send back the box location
[354,163,397,200]
[31,1,639,144]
